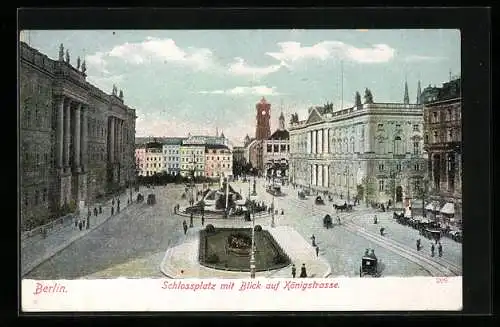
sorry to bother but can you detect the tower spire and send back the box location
[403,77,410,105]
[216,126,219,137]
[416,80,422,104]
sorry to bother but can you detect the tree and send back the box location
[356,184,364,201]
[355,91,362,107]
[364,88,374,104]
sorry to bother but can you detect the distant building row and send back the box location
[135,132,233,178]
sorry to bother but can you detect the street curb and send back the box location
[160,247,175,279]
[21,198,134,277]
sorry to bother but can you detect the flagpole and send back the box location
[341,60,344,109]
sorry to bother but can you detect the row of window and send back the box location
[378,162,421,172]
[429,108,460,124]
[378,179,422,192]
[425,128,459,144]
[141,155,231,162]
[266,144,290,153]
[22,101,51,130]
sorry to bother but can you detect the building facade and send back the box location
[204,144,233,178]
[20,42,136,230]
[135,146,146,176]
[137,141,164,176]
[247,139,263,174]
[162,137,184,175]
[289,91,426,205]
[263,112,290,177]
[422,77,462,223]
[232,146,245,163]
[180,144,206,177]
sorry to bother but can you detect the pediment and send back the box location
[306,108,325,125]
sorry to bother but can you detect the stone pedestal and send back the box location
[78,172,88,204]
[60,171,72,206]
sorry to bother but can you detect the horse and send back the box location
[334,204,348,212]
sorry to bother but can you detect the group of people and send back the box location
[416,238,444,257]
[291,263,308,278]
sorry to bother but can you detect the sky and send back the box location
[20,29,460,146]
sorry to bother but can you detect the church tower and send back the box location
[278,112,285,131]
[404,80,410,104]
[255,97,271,140]
[416,80,422,104]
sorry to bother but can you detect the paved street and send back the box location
[24,179,462,279]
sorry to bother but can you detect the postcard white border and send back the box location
[22,277,462,312]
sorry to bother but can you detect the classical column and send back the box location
[73,103,81,171]
[81,106,88,172]
[318,164,323,187]
[307,131,311,153]
[311,164,316,186]
[324,129,329,153]
[56,96,65,169]
[325,165,329,188]
[109,117,115,163]
[63,99,71,171]
[318,129,323,154]
[312,130,317,154]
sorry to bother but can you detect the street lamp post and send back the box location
[271,167,276,228]
[346,166,350,204]
[250,204,256,278]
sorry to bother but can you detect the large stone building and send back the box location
[289,85,427,206]
[263,112,290,178]
[422,77,462,224]
[180,143,206,177]
[204,144,233,178]
[20,42,137,230]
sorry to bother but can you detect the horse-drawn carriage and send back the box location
[334,202,353,212]
[360,249,380,277]
[147,194,156,205]
[136,193,144,203]
[323,214,333,229]
[298,190,306,199]
[315,196,325,205]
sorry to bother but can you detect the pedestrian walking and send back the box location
[416,239,421,251]
[438,242,443,257]
[94,207,98,216]
[99,206,102,214]
[82,220,86,228]
[300,263,307,278]
[291,264,296,278]
[78,220,83,231]
[201,215,205,226]
[111,206,114,216]
[112,198,115,206]
[117,203,120,213]
[75,219,78,227]
[431,243,435,257]
[190,213,194,227]
[373,215,378,224]
[311,234,316,247]
[315,246,319,257]
[380,227,385,236]
[182,220,188,235]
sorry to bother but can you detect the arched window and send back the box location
[394,136,403,155]
[350,137,355,153]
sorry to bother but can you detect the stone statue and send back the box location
[112,84,117,95]
[364,88,374,104]
[119,89,123,99]
[77,56,81,69]
[355,91,362,107]
[81,60,87,73]
[65,49,70,64]
[59,44,64,61]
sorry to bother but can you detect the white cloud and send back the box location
[135,115,253,146]
[403,55,447,63]
[86,74,125,93]
[85,51,110,74]
[227,57,285,78]
[198,85,283,96]
[266,41,396,65]
[107,37,214,70]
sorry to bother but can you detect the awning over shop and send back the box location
[425,201,440,211]
[440,202,455,215]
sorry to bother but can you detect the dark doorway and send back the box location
[396,186,403,202]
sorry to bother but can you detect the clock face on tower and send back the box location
[261,110,266,116]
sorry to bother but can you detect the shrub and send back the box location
[205,224,216,233]
[254,225,262,232]
[206,253,219,264]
